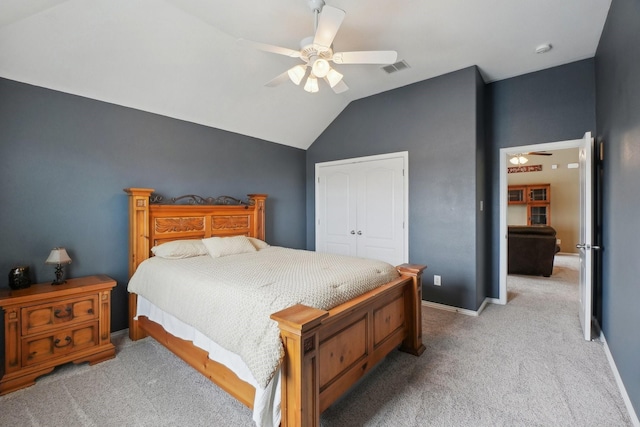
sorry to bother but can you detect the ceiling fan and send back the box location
[239,0,398,94]
[509,151,552,165]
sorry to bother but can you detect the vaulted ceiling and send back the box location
[0,0,611,149]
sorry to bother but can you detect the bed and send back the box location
[124,188,426,426]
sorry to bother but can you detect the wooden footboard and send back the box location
[271,264,424,426]
[124,188,425,426]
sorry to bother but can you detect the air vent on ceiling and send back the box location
[382,60,410,74]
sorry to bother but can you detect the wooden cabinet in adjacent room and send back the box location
[508,184,551,226]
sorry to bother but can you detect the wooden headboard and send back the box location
[124,188,267,278]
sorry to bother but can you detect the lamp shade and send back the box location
[287,65,306,86]
[304,76,319,93]
[325,68,344,88]
[45,248,72,265]
[311,58,330,78]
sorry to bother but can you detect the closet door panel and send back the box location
[357,158,405,265]
[318,168,357,257]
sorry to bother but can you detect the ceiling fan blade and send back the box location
[527,151,553,156]
[238,38,301,58]
[265,71,291,87]
[332,50,398,65]
[329,79,349,94]
[313,5,345,52]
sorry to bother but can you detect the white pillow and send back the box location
[202,235,257,258]
[151,240,208,259]
[248,237,270,250]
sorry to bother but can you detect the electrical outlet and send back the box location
[434,275,441,286]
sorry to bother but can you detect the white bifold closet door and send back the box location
[316,153,408,266]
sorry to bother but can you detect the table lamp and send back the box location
[45,247,72,285]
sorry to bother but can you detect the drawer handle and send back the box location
[54,307,72,319]
[54,336,72,348]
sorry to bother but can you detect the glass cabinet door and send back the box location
[528,186,549,202]
[528,204,549,225]
[508,186,526,204]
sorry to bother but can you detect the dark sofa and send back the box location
[508,226,559,277]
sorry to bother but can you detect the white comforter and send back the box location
[127,246,399,388]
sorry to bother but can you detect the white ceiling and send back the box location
[0,0,611,150]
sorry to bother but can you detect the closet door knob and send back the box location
[350,230,355,235]
[357,231,362,235]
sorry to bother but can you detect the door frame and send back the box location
[498,138,586,305]
[315,151,409,263]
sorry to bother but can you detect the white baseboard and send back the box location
[422,297,492,317]
[600,333,640,427]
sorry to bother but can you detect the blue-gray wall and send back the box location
[595,0,640,415]
[0,78,306,331]
[486,59,597,297]
[306,66,486,311]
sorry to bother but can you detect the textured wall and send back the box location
[307,67,485,310]
[595,0,640,416]
[0,78,306,331]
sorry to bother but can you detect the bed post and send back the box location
[248,194,267,241]
[397,264,427,356]
[124,187,154,341]
[271,304,329,427]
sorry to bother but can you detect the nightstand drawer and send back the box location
[1,275,116,395]
[22,322,99,367]
[21,294,99,336]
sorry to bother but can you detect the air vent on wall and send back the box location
[382,60,410,74]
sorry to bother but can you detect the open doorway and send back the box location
[498,135,593,318]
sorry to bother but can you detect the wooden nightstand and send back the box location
[0,275,116,395]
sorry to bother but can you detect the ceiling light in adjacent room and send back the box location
[509,155,529,165]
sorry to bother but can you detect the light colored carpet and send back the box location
[1,255,633,426]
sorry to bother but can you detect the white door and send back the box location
[316,153,408,265]
[577,132,595,341]
[356,159,405,264]
[317,165,358,257]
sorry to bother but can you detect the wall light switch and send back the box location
[434,275,441,286]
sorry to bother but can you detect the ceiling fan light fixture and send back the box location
[311,58,330,78]
[287,65,306,85]
[325,68,343,87]
[304,76,319,93]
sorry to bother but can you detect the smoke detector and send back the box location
[535,44,552,54]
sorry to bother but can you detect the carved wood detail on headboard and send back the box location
[124,188,267,278]
[212,215,250,230]
[155,217,205,234]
